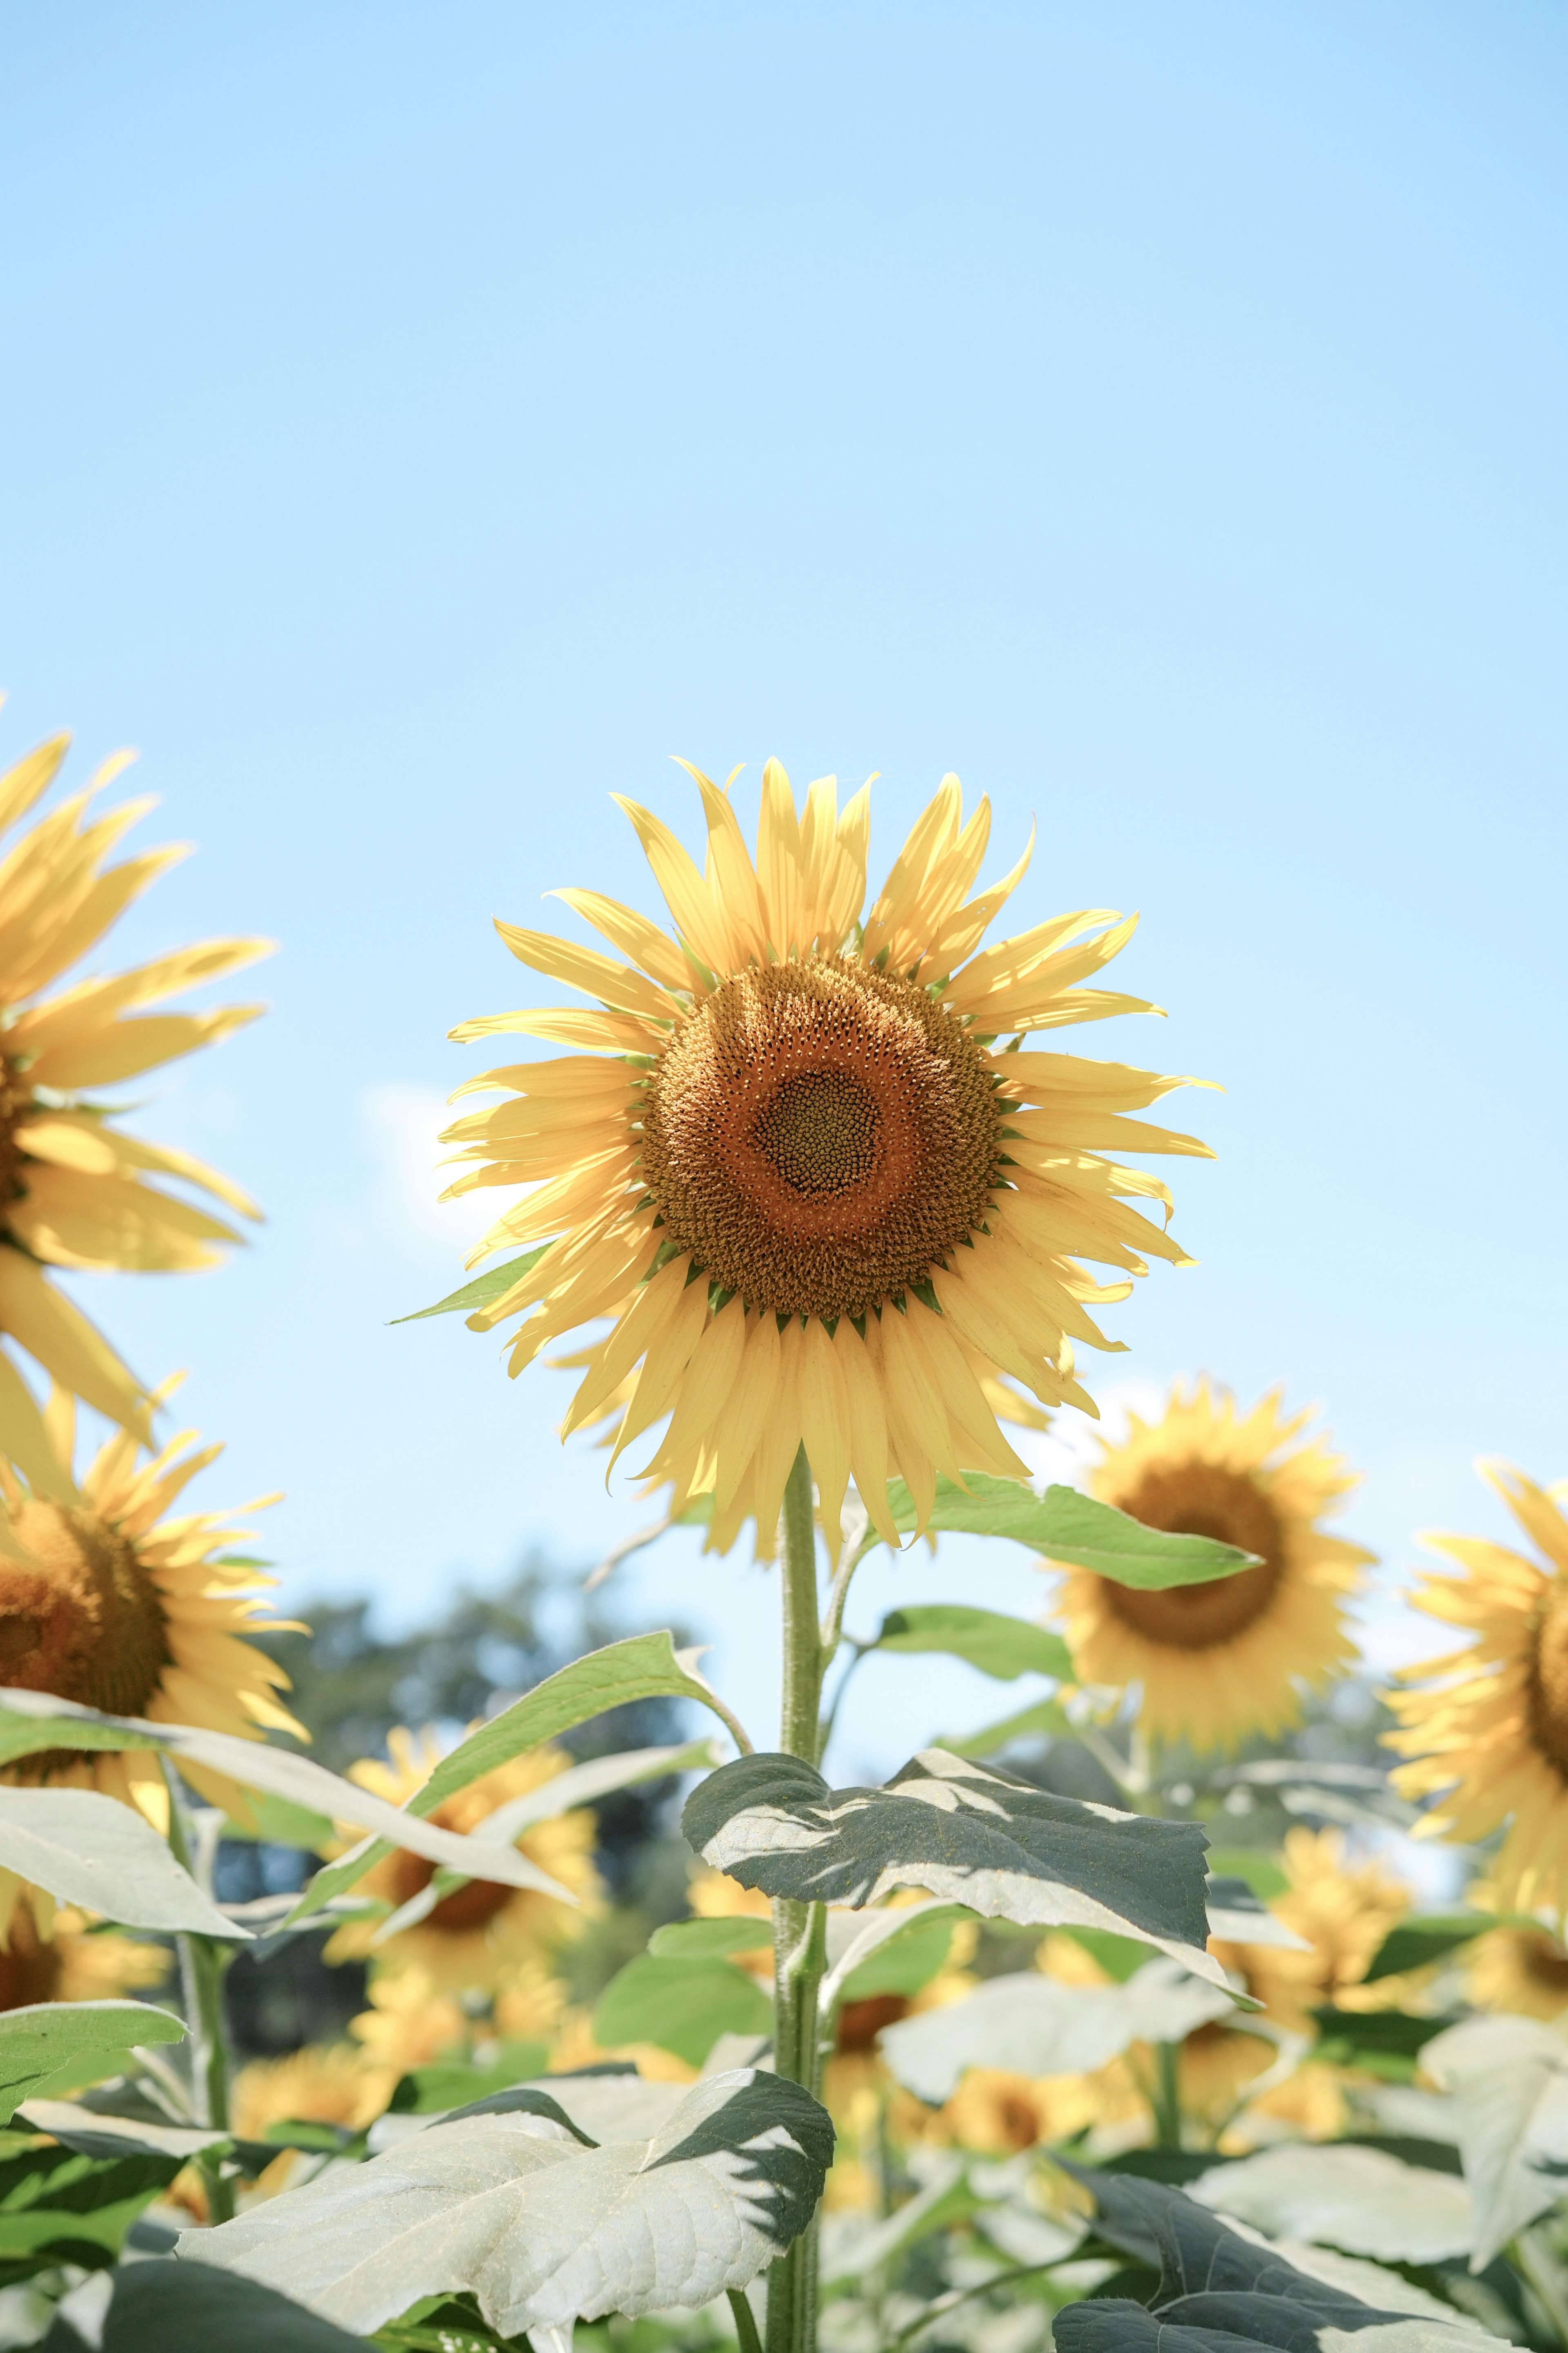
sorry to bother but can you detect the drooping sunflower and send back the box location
[1050,1381,1372,1748]
[324,1725,601,1991]
[1386,1463,1568,1920]
[0,1384,303,1821]
[443,762,1209,1552]
[0,727,270,1470]
[0,1884,167,2010]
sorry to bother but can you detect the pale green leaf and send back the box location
[861,1474,1260,1586]
[873,1603,1073,1683]
[1189,2144,1473,2266]
[58,2259,374,2350]
[0,1787,245,1938]
[390,1244,550,1325]
[0,1999,186,2125]
[649,1917,773,1960]
[181,2068,835,2341]
[1421,2013,1568,2267]
[287,1637,739,1926]
[593,1954,772,2067]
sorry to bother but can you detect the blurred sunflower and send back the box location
[1466,1907,1568,2021]
[0,1883,165,2009]
[325,1726,601,1990]
[443,762,1209,1553]
[348,1967,470,2076]
[1386,1463,1568,1920]
[1051,1382,1371,1749]
[0,727,269,1468]
[1211,1827,1412,2038]
[0,1385,302,1821]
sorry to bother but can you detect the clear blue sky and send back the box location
[2,2,1564,1774]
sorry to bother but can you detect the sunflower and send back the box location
[0,1884,166,2010]
[325,1725,601,1991]
[1210,1827,1412,2038]
[0,726,270,1471]
[442,762,1208,1554]
[1051,1381,1371,1749]
[1386,1464,1568,1920]
[1466,1918,1568,2021]
[0,1384,302,1821]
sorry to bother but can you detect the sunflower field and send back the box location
[4,727,1568,2353]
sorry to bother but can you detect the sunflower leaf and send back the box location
[14,2097,231,2164]
[48,2259,375,2350]
[0,1999,186,2126]
[648,1916,773,1959]
[0,1689,573,1905]
[1421,2013,1568,2266]
[1362,1911,1509,1983]
[593,1953,772,2067]
[1187,2143,1474,2266]
[389,1246,550,1325]
[861,1475,1261,1586]
[878,1958,1237,2103]
[0,1787,245,1939]
[179,2068,835,2341]
[285,1636,741,1926]
[1055,2167,1485,2353]
[936,1696,1078,1758]
[682,1748,1231,1991]
[872,1604,1074,1682]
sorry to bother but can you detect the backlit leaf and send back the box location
[873,1604,1073,1683]
[0,2001,185,2126]
[593,1955,771,2068]
[390,1245,550,1325]
[860,1475,1260,1586]
[0,1788,245,1939]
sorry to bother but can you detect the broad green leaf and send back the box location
[390,1245,550,1325]
[1204,1848,1289,1902]
[682,1748,1230,1991]
[15,2098,229,2164]
[938,1696,1077,1759]
[880,1958,1237,2103]
[221,1791,337,1849]
[1055,2168,1483,2353]
[1422,2013,1568,2266]
[819,1900,976,2014]
[0,2001,185,2126]
[1311,2006,1459,2076]
[181,2068,835,2342]
[838,1917,956,2003]
[0,1787,245,1939]
[648,1917,773,1960]
[54,2258,375,2349]
[593,1954,772,2068]
[861,1475,1261,1587]
[0,1690,570,1902]
[1363,1911,1507,1983]
[1188,2144,1472,2266]
[873,1604,1073,1683]
[286,1636,740,1925]
[391,2047,552,2116]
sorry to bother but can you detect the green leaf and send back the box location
[937,1696,1077,1759]
[222,1791,337,1850]
[593,1954,772,2068]
[182,2069,834,2341]
[390,1247,550,1326]
[66,2258,376,2349]
[683,1749,1229,1991]
[862,1475,1260,1587]
[0,1788,245,1938]
[647,1917,773,1960]
[838,1916,955,2003]
[1310,2005,1459,2079]
[1422,2012,1568,2266]
[391,2048,552,2116]
[1186,2142,1473,2268]
[1203,1848,1289,1902]
[0,2001,186,2126]
[1362,1910,1506,1983]
[1056,2168,1468,2353]
[1061,1926,1158,1983]
[287,1636,740,1926]
[13,2099,229,2166]
[873,1604,1074,1683]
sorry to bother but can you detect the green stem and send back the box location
[768,1444,827,2353]
[161,1762,235,2220]
[728,2288,765,2353]
[1152,2040,1183,2150]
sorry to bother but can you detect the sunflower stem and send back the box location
[161,1760,234,2209]
[768,1443,827,2353]
[1152,2039,1183,2149]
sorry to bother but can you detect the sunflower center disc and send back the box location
[1528,1582,1568,1776]
[0,1501,172,1730]
[640,958,1001,1320]
[388,1806,516,1934]
[1100,1464,1286,1650]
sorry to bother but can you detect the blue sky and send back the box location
[1,2,1564,1775]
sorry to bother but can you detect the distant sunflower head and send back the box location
[1211,1826,1412,2038]
[0,1381,302,1822]
[325,1726,601,1992]
[1050,1381,1371,1749]
[0,1881,166,2011]
[0,727,271,1471]
[1387,1463,1568,1921]
[443,760,1211,1553]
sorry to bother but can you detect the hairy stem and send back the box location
[162,1762,234,2218]
[768,1444,827,2353]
